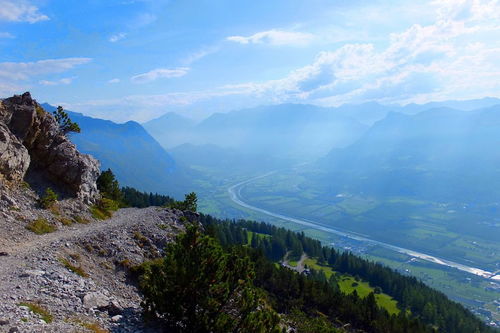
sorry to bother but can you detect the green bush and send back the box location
[39,188,58,209]
[90,198,119,220]
[167,192,198,212]
[26,218,57,234]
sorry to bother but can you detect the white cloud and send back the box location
[131,67,189,83]
[0,1,49,23]
[108,78,120,84]
[227,29,315,46]
[0,32,14,38]
[0,58,92,81]
[39,77,75,86]
[221,0,500,106]
[182,46,219,65]
[109,32,127,42]
[66,0,500,121]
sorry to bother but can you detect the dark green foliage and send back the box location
[96,169,123,202]
[53,106,81,134]
[168,192,197,212]
[39,188,58,209]
[121,186,174,208]
[199,214,495,333]
[138,224,281,333]
[286,309,341,332]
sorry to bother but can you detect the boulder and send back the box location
[82,292,109,309]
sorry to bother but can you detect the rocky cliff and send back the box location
[0,92,99,203]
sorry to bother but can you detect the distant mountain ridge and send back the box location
[145,103,368,161]
[315,104,500,202]
[41,103,192,198]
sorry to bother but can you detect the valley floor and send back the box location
[198,171,500,327]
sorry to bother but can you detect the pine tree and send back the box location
[138,224,281,332]
[53,106,80,134]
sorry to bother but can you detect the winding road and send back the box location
[228,173,498,280]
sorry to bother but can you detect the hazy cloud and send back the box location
[131,67,189,83]
[108,78,121,84]
[39,77,76,86]
[227,29,315,46]
[0,1,49,23]
[0,58,92,81]
[109,32,127,42]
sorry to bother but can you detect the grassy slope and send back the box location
[304,258,400,315]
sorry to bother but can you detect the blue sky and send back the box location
[1,0,499,122]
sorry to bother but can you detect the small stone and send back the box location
[0,319,9,325]
[111,315,123,323]
[8,327,19,333]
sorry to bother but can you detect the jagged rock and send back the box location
[0,92,100,203]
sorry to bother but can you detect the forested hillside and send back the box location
[132,211,494,332]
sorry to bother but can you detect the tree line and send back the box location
[199,214,494,333]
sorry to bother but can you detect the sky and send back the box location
[0,0,499,122]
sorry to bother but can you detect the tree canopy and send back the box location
[137,224,280,333]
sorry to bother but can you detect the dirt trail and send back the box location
[0,207,184,333]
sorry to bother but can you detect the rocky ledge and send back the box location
[0,92,99,203]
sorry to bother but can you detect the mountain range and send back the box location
[41,103,193,198]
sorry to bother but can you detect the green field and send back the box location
[304,258,400,315]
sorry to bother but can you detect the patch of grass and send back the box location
[18,302,53,323]
[73,215,90,224]
[133,231,149,248]
[49,204,61,216]
[58,217,73,226]
[59,258,88,278]
[118,258,132,270]
[21,181,31,190]
[81,322,109,333]
[90,206,110,220]
[68,318,109,333]
[26,218,57,235]
[90,198,119,220]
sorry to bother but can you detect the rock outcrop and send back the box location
[0,92,99,203]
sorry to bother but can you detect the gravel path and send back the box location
[0,207,188,333]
